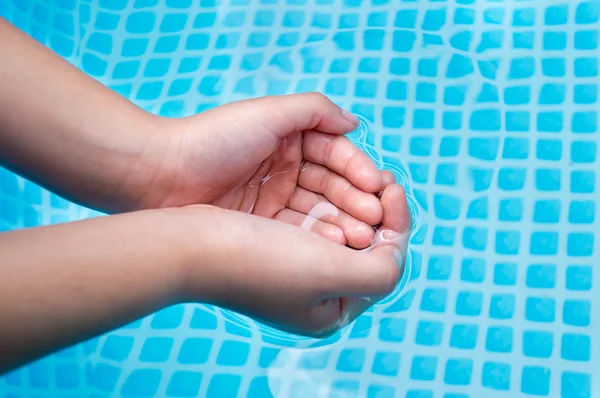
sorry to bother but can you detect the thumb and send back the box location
[325,184,412,299]
[222,92,360,137]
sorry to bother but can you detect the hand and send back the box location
[137,93,398,249]
[0,185,409,373]
[179,182,411,336]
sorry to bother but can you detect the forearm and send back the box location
[0,209,211,374]
[0,17,164,213]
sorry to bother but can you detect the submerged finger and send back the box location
[303,131,384,193]
[298,162,383,226]
[288,187,375,249]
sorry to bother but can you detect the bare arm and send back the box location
[0,198,405,374]
[0,17,161,213]
[0,209,195,373]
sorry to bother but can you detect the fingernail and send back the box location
[341,109,359,126]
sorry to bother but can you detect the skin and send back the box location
[0,17,412,373]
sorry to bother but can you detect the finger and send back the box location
[362,184,412,288]
[298,162,383,226]
[319,248,400,299]
[303,131,384,193]
[382,170,396,188]
[319,185,412,299]
[380,184,412,233]
[274,208,346,245]
[288,187,375,249]
[237,92,359,137]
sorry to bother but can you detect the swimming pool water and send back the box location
[0,0,598,397]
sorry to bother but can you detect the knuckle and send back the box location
[303,91,330,105]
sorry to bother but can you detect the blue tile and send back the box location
[498,168,526,191]
[415,321,444,346]
[571,140,597,163]
[177,338,212,364]
[125,12,155,33]
[469,138,498,160]
[509,57,535,79]
[87,363,121,392]
[298,351,330,370]
[460,258,485,283]
[349,315,372,339]
[427,255,453,280]
[572,111,597,133]
[394,9,417,28]
[455,291,482,316]
[248,376,277,398]
[527,264,556,288]
[151,305,184,329]
[536,139,562,161]
[206,374,241,398]
[160,13,187,32]
[378,318,406,342]
[521,366,551,396]
[537,112,563,133]
[566,265,592,291]
[485,327,513,353]
[568,233,594,256]
[466,197,488,220]
[530,231,558,255]
[258,347,280,368]
[561,334,590,361]
[410,356,438,381]
[216,341,250,366]
[563,300,590,327]
[55,364,79,389]
[526,297,555,323]
[444,359,472,385]
[121,369,161,398]
[100,335,134,361]
[523,330,553,358]
[139,337,174,363]
[543,31,567,51]
[561,372,591,398]
[372,351,400,376]
[420,288,448,313]
[368,384,396,398]
[489,294,515,319]
[336,348,366,372]
[29,362,50,388]
[450,324,478,350]
[482,362,511,391]
[166,371,202,397]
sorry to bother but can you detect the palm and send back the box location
[153,94,392,249]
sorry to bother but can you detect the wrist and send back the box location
[115,116,191,213]
[103,113,170,213]
[152,205,231,304]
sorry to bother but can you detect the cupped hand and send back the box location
[139,93,396,249]
[179,182,411,337]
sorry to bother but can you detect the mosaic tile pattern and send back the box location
[1,0,599,397]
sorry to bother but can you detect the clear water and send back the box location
[0,0,598,397]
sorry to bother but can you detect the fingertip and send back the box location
[324,225,347,246]
[341,109,359,127]
[299,92,357,135]
[380,184,412,234]
[356,167,385,193]
[382,170,396,187]
[357,194,383,226]
[347,221,376,249]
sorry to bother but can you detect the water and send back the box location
[0,0,598,397]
